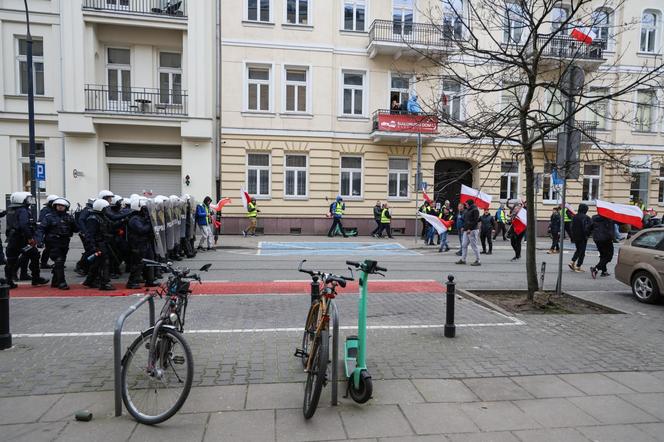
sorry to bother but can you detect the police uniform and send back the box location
[74,201,94,276]
[126,205,156,289]
[83,204,115,290]
[36,201,78,290]
[38,202,54,269]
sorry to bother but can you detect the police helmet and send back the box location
[111,195,124,206]
[10,191,34,205]
[52,198,70,209]
[98,190,114,200]
[92,199,110,212]
[130,197,148,212]
[182,194,191,201]
[46,194,60,204]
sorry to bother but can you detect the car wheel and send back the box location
[631,271,662,304]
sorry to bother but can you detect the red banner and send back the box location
[376,113,438,134]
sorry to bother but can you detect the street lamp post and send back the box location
[24,0,38,218]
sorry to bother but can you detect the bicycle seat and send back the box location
[326,275,346,288]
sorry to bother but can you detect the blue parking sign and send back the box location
[35,162,46,181]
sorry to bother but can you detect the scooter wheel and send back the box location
[348,370,373,403]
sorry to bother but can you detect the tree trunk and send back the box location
[523,147,539,301]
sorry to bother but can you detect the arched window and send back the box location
[640,10,660,53]
[592,8,612,50]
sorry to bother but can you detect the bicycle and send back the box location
[294,260,353,419]
[121,258,211,425]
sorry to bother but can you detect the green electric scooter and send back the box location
[343,259,387,403]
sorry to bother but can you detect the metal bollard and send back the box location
[0,283,12,350]
[444,274,456,338]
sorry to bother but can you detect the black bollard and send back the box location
[444,274,456,338]
[0,283,11,350]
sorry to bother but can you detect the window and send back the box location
[247,0,270,22]
[388,158,409,198]
[659,165,664,204]
[393,0,414,36]
[340,156,362,197]
[631,172,650,205]
[343,0,365,31]
[106,0,129,7]
[284,155,307,197]
[503,2,525,44]
[107,48,130,103]
[550,6,570,33]
[635,89,657,132]
[582,164,601,202]
[500,161,519,200]
[159,52,182,105]
[442,0,464,40]
[246,65,271,112]
[286,0,309,25]
[542,162,560,203]
[440,77,462,120]
[247,153,270,196]
[19,142,46,193]
[390,74,410,110]
[17,37,44,95]
[592,8,612,50]
[588,87,609,130]
[631,231,664,250]
[640,10,660,53]
[284,67,308,113]
[341,71,365,116]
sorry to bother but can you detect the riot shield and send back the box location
[171,198,182,241]
[156,199,167,259]
[162,197,175,252]
[178,199,187,240]
[186,196,197,240]
[146,198,166,259]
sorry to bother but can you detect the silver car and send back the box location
[615,227,664,304]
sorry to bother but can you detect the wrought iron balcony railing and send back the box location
[82,0,187,18]
[540,120,599,142]
[369,19,454,49]
[537,34,604,61]
[85,85,188,116]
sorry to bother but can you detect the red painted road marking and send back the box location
[9,280,446,298]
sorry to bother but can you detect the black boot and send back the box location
[32,277,49,286]
[99,283,116,291]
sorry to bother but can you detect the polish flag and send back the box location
[564,202,576,217]
[240,188,251,211]
[512,208,527,235]
[460,184,492,210]
[596,200,643,229]
[419,211,453,235]
[210,197,232,212]
[570,26,596,45]
[422,191,433,204]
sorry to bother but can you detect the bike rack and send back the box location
[330,301,339,406]
[113,295,156,417]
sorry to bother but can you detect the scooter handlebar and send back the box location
[346,260,360,267]
[375,265,387,272]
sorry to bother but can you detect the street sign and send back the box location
[35,162,46,181]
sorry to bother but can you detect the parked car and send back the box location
[615,227,664,304]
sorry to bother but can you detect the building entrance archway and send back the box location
[433,160,473,208]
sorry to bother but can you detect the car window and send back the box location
[631,231,664,250]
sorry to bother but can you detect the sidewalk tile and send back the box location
[446,431,519,442]
[511,375,584,398]
[568,395,658,424]
[459,402,540,432]
[0,421,67,442]
[340,405,413,439]
[620,393,664,420]
[651,371,664,382]
[246,383,303,410]
[513,398,598,427]
[181,386,246,413]
[634,423,664,441]
[370,380,425,405]
[559,373,635,395]
[276,407,346,442]
[205,410,274,442]
[379,436,448,441]
[0,394,62,425]
[40,391,114,422]
[606,372,664,393]
[130,413,208,442]
[401,403,479,435]
[462,378,532,401]
[577,424,659,442]
[412,380,478,403]
[512,428,590,442]
[55,417,136,442]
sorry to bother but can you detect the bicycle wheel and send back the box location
[303,329,328,419]
[300,301,320,368]
[122,327,194,425]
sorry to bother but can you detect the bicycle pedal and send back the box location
[293,348,308,359]
[172,355,185,365]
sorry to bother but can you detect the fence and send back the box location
[85,85,188,116]
[82,0,187,17]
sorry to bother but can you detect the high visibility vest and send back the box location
[335,202,344,216]
[497,210,507,223]
[247,202,257,218]
[381,208,390,224]
[205,205,212,224]
[563,208,572,222]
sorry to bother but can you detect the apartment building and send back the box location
[0,0,218,206]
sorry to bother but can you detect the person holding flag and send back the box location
[243,196,260,237]
[418,207,453,252]
[507,200,527,261]
[569,203,591,272]
[456,199,481,266]
[438,207,453,252]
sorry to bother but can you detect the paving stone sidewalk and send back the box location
[3,371,664,441]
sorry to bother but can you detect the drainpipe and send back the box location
[214,0,222,201]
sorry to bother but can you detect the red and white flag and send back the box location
[596,200,643,229]
[240,188,251,211]
[419,211,453,235]
[210,197,232,212]
[570,25,596,45]
[564,202,576,216]
[512,208,527,235]
[460,184,492,210]
[422,191,433,204]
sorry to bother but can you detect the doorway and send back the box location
[433,160,473,208]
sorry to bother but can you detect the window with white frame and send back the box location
[588,87,609,130]
[107,48,131,103]
[19,142,46,193]
[592,8,612,50]
[550,6,570,34]
[246,65,271,112]
[442,0,464,40]
[159,52,182,105]
[501,82,525,112]
[542,162,560,203]
[286,0,309,25]
[388,158,409,198]
[659,165,664,204]
[503,2,525,44]
[500,161,519,200]
[393,0,414,36]
[341,71,365,116]
[640,10,660,53]
[390,74,410,110]
[631,171,650,205]
[340,156,362,197]
[582,164,601,202]
[247,153,270,196]
[635,89,657,132]
[284,67,308,113]
[441,77,462,120]
[284,155,307,197]
[17,37,44,95]
[247,0,271,22]
[343,0,365,31]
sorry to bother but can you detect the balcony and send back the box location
[535,120,599,148]
[537,34,605,70]
[367,19,454,59]
[82,0,187,18]
[85,85,188,117]
[371,110,439,143]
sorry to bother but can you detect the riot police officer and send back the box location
[38,194,59,270]
[74,198,95,276]
[0,209,6,266]
[4,192,49,289]
[36,198,78,290]
[126,198,157,289]
[83,199,115,291]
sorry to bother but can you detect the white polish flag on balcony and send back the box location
[512,208,527,235]
[460,184,492,210]
[570,25,596,45]
[596,200,643,229]
[240,188,251,211]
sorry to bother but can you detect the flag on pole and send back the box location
[512,208,527,235]
[596,200,643,229]
[460,184,492,210]
[570,25,596,45]
[419,211,453,235]
[210,197,232,212]
[422,191,433,204]
[240,188,251,211]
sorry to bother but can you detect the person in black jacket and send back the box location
[0,209,6,266]
[126,199,157,289]
[456,199,481,266]
[36,198,78,290]
[83,199,115,291]
[589,214,616,279]
[38,195,58,269]
[547,207,561,254]
[569,203,591,272]
[371,201,382,237]
[479,208,496,254]
[74,198,94,276]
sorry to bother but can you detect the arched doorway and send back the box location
[434,160,473,208]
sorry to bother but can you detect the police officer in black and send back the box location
[74,198,95,276]
[83,198,115,291]
[126,198,157,289]
[0,209,6,266]
[36,198,78,290]
[38,195,59,270]
[4,192,49,289]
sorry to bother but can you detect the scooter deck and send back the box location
[344,336,359,378]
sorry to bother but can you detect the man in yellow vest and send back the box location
[327,196,348,237]
[376,203,393,239]
[242,197,259,237]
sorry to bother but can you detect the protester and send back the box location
[419,200,431,239]
[479,207,496,255]
[327,196,347,238]
[589,213,615,279]
[371,201,382,237]
[456,199,481,266]
[426,204,439,245]
[493,203,508,240]
[547,207,561,254]
[438,207,453,252]
[568,203,591,272]
[243,196,259,237]
[562,204,574,240]
[376,203,393,238]
[455,203,465,256]
[196,196,214,250]
[507,199,524,261]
